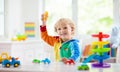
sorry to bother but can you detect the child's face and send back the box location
[56,23,73,41]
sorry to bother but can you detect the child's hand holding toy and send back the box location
[61,58,75,65]
[41,11,48,26]
[61,58,67,63]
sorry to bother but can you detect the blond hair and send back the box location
[54,18,75,35]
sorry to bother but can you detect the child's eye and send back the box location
[63,27,67,29]
[57,28,61,30]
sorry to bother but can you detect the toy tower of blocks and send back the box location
[91,32,110,68]
[78,32,111,71]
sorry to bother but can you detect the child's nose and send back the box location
[60,29,64,33]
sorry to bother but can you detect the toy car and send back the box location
[2,57,20,68]
[64,59,75,65]
[32,59,40,63]
[41,58,51,64]
[77,65,89,70]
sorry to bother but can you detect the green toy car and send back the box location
[77,65,89,70]
[32,59,40,63]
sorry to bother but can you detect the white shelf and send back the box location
[0,40,54,65]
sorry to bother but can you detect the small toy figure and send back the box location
[11,34,27,41]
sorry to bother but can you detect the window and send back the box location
[0,0,4,36]
[43,0,115,36]
[78,0,113,34]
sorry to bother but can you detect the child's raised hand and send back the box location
[41,11,48,26]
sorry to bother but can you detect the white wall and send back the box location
[5,0,41,40]
[5,0,22,39]
[21,0,40,39]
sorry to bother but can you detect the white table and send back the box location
[0,62,120,72]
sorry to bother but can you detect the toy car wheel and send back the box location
[5,63,10,68]
[14,63,19,67]
[37,60,40,63]
[78,66,84,70]
[85,66,89,70]
[77,66,83,70]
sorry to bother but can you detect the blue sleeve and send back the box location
[69,41,81,61]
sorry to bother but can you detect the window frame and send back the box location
[0,0,5,36]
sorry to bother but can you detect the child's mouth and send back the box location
[60,33,67,36]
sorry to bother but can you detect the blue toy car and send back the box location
[2,57,20,68]
[41,58,51,64]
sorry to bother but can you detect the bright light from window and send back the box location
[44,0,114,35]
[78,0,113,34]
[45,0,72,35]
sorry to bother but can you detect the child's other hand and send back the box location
[62,58,75,65]
[61,58,67,63]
